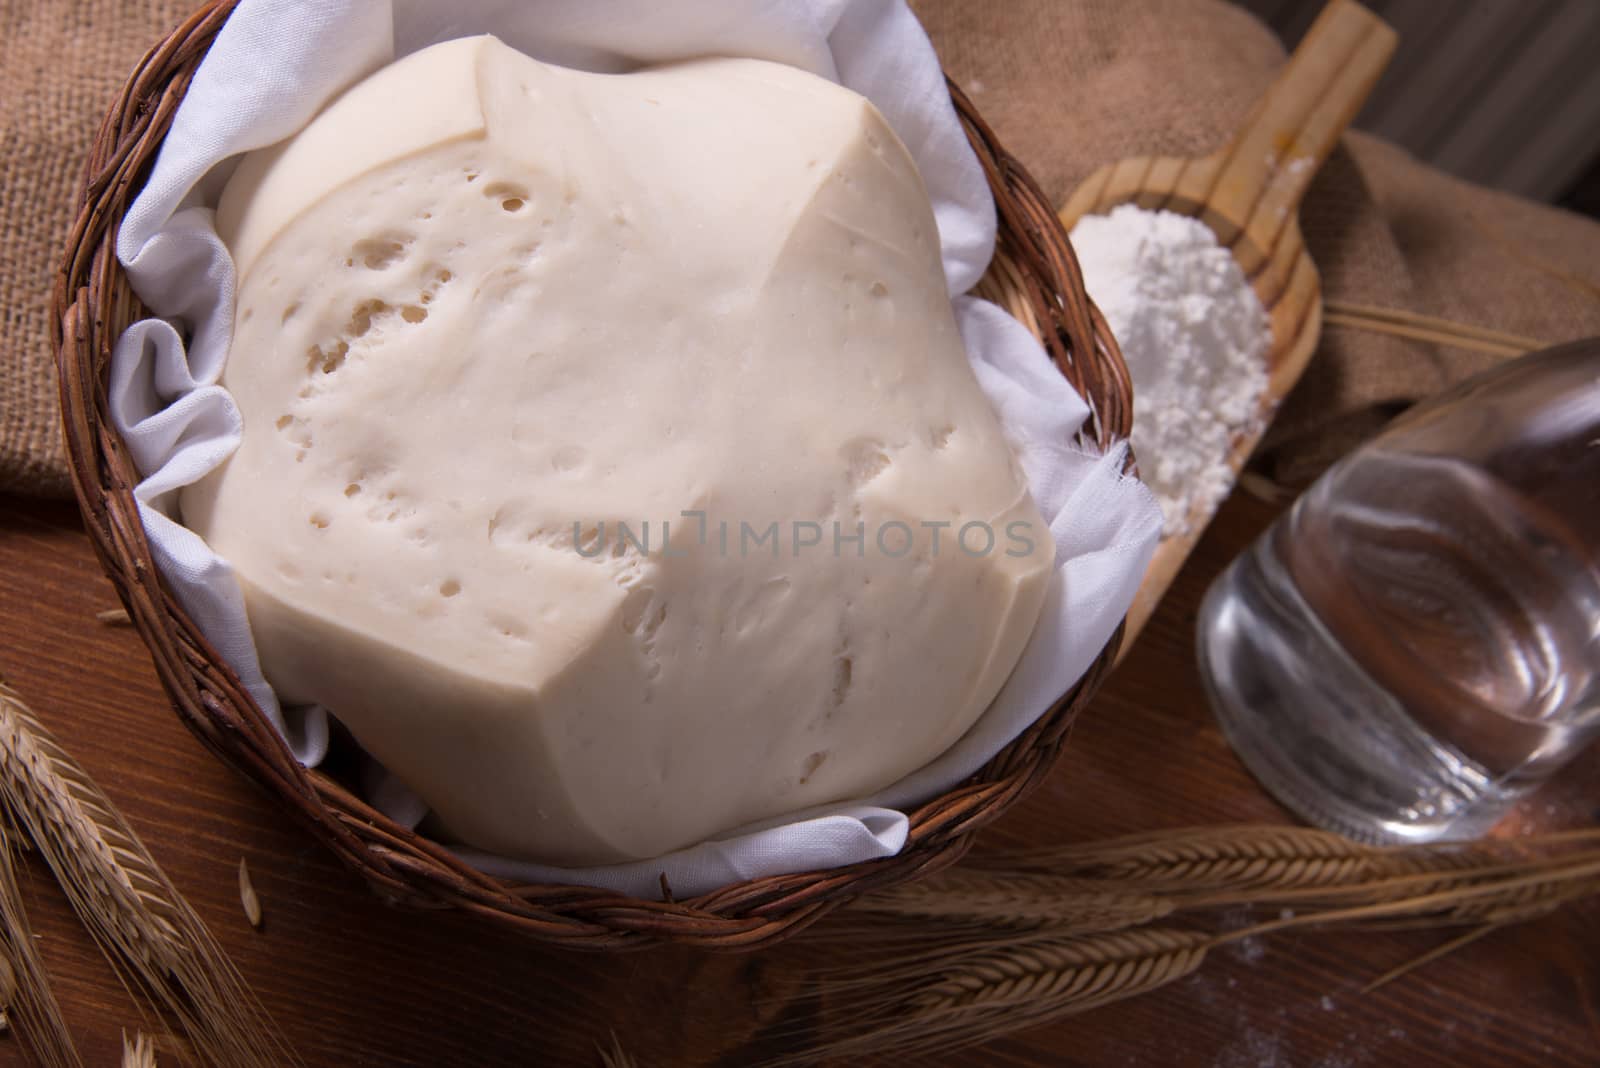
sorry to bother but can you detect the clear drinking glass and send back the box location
[1198,338,1600,844]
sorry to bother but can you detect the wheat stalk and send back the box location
[911,927,1210,1014]
[834,841,1600,948]
[844,833,1586,934]
[786,830,1600,1064]
[0,678,299,1068]
[985,825,1384,889]
[982,824,1574,895]
[1323,300,1540,356]
[598,1030,638,1068]
[1178,843,1600,912]
[0,822,82,1068]
[775,928,1212,1064]
[848,870,1174,931]
[1449,871,1600,924]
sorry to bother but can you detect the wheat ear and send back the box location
[988,824,1591,894]
[122,1031,158,1068]
[788,831,1600,1063]
[0,821,82,1067]
[0,679,299,1068]
[776,927,1211,1064]
[989,825,1389,889]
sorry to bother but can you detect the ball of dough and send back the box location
[183,36,1051,865]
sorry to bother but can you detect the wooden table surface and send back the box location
[1,488,1595,1067]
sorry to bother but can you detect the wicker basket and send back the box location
[53,0,1134,950]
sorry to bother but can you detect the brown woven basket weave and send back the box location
[53,1,1134,950]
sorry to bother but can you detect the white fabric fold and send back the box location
[110,0,1160,898]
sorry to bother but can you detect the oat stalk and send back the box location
[0,678,299,1068]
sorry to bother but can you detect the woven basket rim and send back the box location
[52,0,1134,950]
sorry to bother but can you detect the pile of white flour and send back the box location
[1069,205,1270,536]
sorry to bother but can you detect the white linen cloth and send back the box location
[110,0,1161,897]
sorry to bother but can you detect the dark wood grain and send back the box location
[1,490,1595,1067]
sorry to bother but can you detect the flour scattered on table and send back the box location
[1069,204,1271,536]
[1216,1028,1284,1068]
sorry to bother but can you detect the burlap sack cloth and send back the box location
[4,0,1599,496]
[2,0,195,496]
